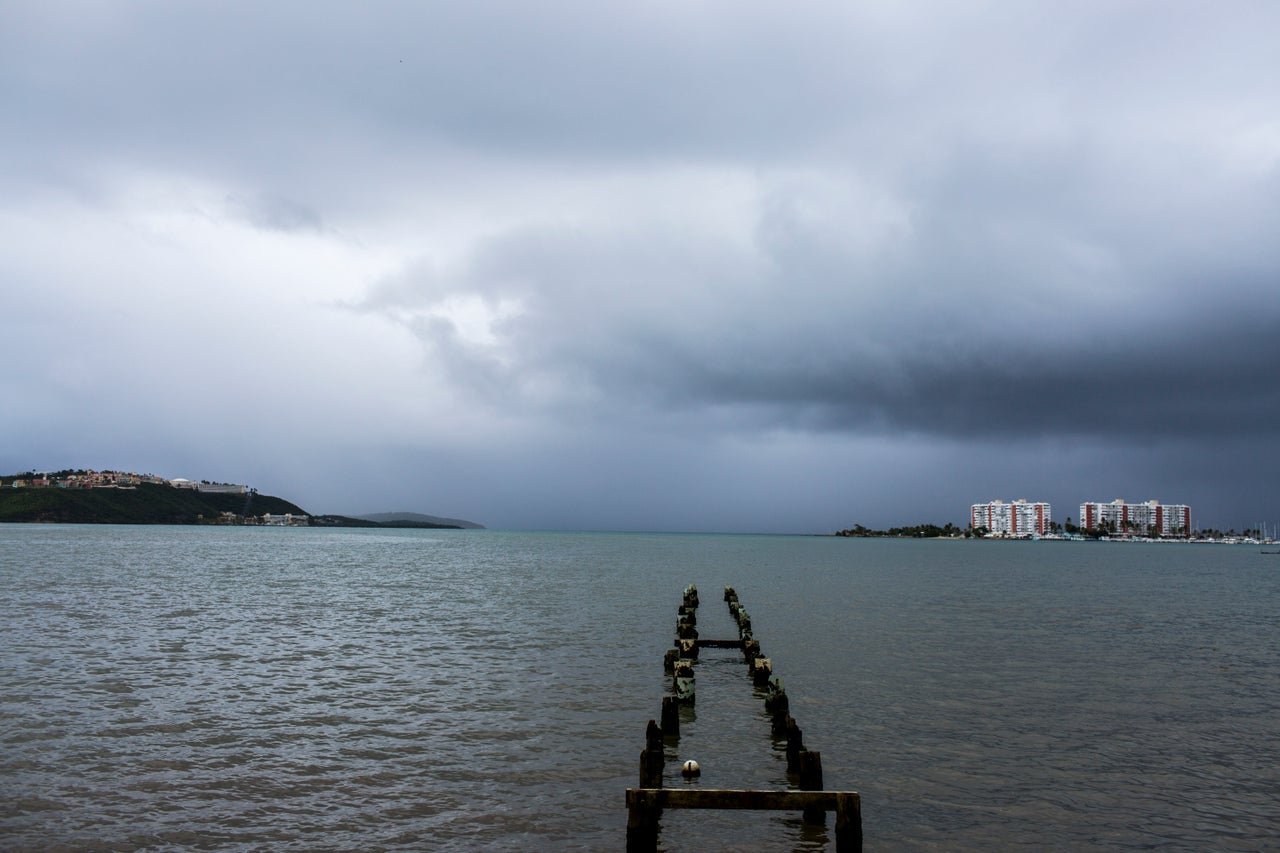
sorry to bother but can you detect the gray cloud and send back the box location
[226,193,325,233]
[4,1,1279,531]
[355,156,1280,441]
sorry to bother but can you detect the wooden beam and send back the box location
[626,788,855,811]
[626,789,862,852]
[693,638,745,649]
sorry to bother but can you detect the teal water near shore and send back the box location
[2,526,1276,851]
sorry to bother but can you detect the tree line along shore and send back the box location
[0,479,306,525]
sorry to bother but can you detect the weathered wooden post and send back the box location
[639,720,665,788]
[742,638,761,666]
[784,715,805,773]
[749,655,772,687]
[799,750,825,823]
[765,675,790,733]
[626,788,661,852]
[646,719,663,752]
[834,792,862,852]
[637,745,663,793]
[637,748,663,788]
[661,695,680,738]
[673,659,696,704]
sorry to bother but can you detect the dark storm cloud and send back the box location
[356,152,1280,446]
[5,1,1280,530]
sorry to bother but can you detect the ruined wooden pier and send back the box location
[627,585,862,851]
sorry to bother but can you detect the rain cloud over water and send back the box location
[3,2,1279,531]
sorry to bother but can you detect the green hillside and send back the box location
[0,483,306,525]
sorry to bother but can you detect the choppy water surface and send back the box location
[1,526,1276,851]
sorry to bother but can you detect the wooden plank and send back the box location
[626,788,856,811]
[627,789,862,851]
[693,639,745,648]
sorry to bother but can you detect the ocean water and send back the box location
[1,525,1276,851]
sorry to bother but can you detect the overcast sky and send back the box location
[3,2,1278,532]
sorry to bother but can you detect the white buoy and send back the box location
[681,759,701,778]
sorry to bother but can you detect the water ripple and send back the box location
[2,527,1277,850]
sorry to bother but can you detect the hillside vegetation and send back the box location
[0,483,306,525]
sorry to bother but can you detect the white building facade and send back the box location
[971,499,1052,536]
[1079,499,1191,537]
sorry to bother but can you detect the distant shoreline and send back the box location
[829,532,1276,545]
[1,470,483,529]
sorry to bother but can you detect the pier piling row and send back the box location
[627,584,861,851]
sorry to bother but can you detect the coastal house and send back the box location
[170,478,247,494]
[194,482,247,494]
[260,513,309,527]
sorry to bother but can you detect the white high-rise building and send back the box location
[1079,499,1191,537]
[971,499,1051,536]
